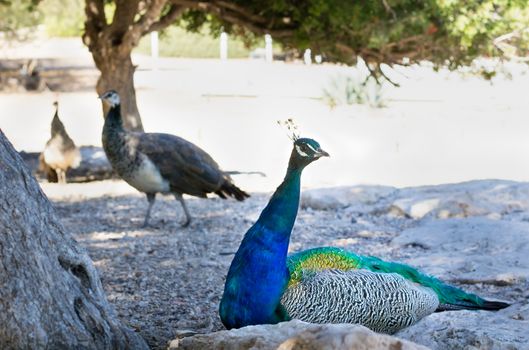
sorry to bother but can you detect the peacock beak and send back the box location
[316,148,330,157]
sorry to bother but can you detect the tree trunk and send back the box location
[0,131,147,350]
[93,47,144,132]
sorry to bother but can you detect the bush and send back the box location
[40,0,84,37]
[323,70,387,109]
[0,0,42,41]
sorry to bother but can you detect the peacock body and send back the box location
[220,137,508,333]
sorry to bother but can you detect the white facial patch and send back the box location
[305,143,318,153]
[108,93,120,107]
[295,145,310,157]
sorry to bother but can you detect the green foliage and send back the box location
[6,0,526,71]
[40,0,84,37]
[0,0,42,40]
[188,0,529,70]
[4,0,529,70]
[437,0,529,65]
[0,0,84,39]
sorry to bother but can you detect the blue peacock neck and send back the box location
[244,151,306,263]
[258,165,302,236]
[220,150,306,329]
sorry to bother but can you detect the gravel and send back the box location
[46,180,520,349]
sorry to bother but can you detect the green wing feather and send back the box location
[287,247,360,286]
[287,247,508,310]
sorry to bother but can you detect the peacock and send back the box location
[219,137,509,333]
[41,101,81,183]
[99,90,250,227]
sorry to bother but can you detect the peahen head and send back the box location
[51,101,59,119]
[99,90,120,108]
[288,137,329,170]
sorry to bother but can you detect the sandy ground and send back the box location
[42,179,524,349]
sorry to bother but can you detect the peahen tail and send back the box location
[358,255,510,312]
[215,180,250,201]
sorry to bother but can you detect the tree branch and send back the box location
[108,0,141,37]
[376,65,400,87]
[143,3,185,35]
[83,0,106,49]
[122,0,168,47]
[133,0,167,31]
[363,63,381,85]
[381,0,396,20]
[493,29,529,62]
[171,0,295,38]
[212,0,267,24]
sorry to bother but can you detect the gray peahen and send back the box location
[99,90,249,227]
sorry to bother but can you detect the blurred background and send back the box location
[1,0,529,192]
[2,2,529,349]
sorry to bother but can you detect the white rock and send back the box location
[171,320,428,350]
[397,303,529,349]
[301,180,529,218]
[392,217,529,283]
[391,180,529,219]
[301,185,395,211]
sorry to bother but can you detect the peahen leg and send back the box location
[57,169,65,184]
[174,193,192,227]
[143,193,156,227]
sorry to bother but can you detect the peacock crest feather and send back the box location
[277,118,300,141]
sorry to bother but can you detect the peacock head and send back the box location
[289,137,329,169]
[99,90,120,108]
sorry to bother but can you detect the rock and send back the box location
[301,180,529,218]
[171,320,428,350]
[67,145,114,181]
[301,185,395,211]
[391,180,529,219]
[397,303,529,349]
[392,217,529,283]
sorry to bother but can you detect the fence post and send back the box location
[220,32,228,60]
[265,34,273,62]
[303,48,312,65]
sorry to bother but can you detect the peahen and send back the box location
[219,137,509,333]
[99,90,249,227]
[41,101,81,183]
